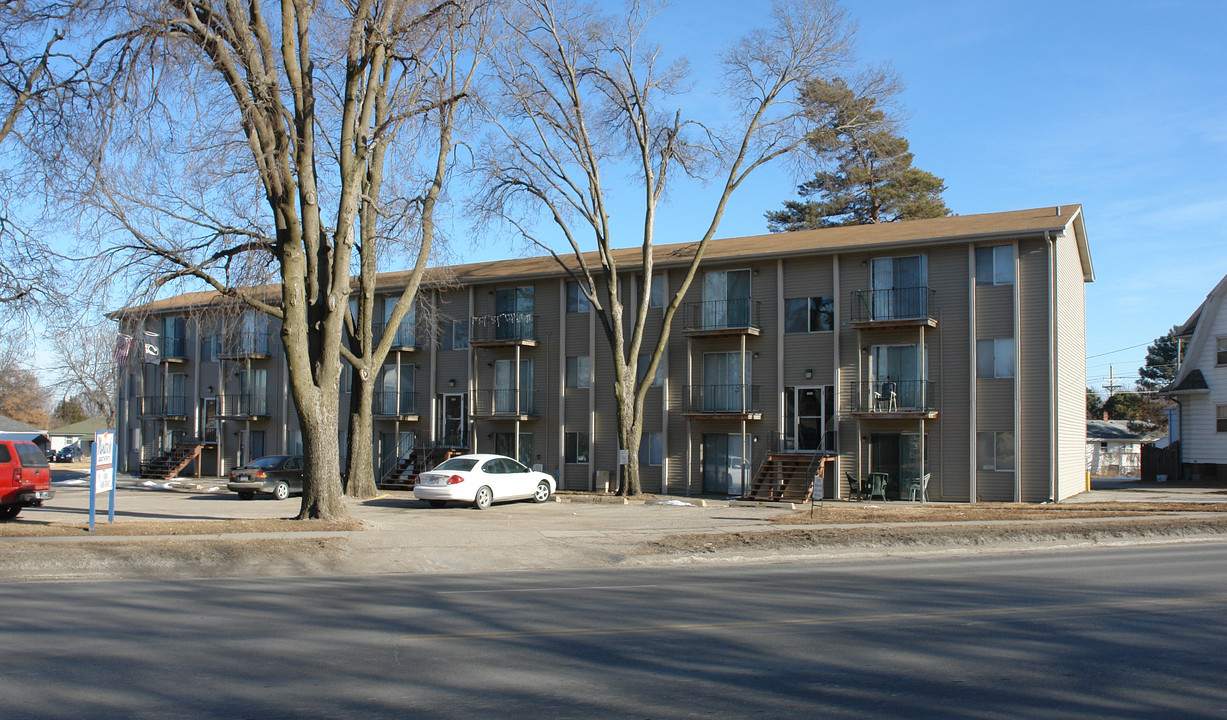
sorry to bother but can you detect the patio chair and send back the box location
[874,381,897,412]
[844,472,865,501]
[868,473,889,502]
[907,473,931,502]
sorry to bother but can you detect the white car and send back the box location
[413,454,556,509]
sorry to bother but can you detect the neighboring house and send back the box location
[111,205,1093,502]
[0,414,51,454]
[1086,419,1164,477]
[1162,272,1227,481]
[48,418,110,456]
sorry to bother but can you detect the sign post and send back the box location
[89,430,116,532]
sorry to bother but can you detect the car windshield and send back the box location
[434,458,478,472]
[249,456,288,469]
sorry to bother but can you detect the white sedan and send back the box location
[413,454,556,509]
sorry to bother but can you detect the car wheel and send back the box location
[473,485,493,510]
[533,480,551,503]
[237,491,255,501]
[428,500,448,508]
[0,505,21,521]
[272,482,290,500]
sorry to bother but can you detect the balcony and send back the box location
[219,331,272,359]
[469,313,537,346]
[682,299,762,337]
[218,393,270,419]
[472,389,539,420]
[849,287,937,328]
[138,395,189,420]
[159,336,188,363]
[682,384,763,420]
[373,321,419,351]
[849,380,938,418]
[373,390,421,421]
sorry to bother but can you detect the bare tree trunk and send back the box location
[346,376,377,499]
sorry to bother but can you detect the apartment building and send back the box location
[114,204,1093,502]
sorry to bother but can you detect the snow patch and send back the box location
[53,479,89,486]
[657,499,696,507]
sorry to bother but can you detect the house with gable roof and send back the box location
[1162,272,1227,481]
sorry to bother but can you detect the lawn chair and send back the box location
[868,472,889,502]
[844,472,865,501]
[874,381,897,412]
[907,473,931,503]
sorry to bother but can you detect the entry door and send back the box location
[442,394,466,447]
[702,433,748,495]
[201,398,218,441]
[794,387,824,452]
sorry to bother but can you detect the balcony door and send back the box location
[702,433,748,495]
[871,255,926,319]
[494,358,533,414]
[440,393,466,448]
[701,269,750,328]
[495,286,534,340]
[870,344,927,410]
[703,352,748,412]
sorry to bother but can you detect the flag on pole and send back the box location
[114,334,132,368]
[143,330,160,363]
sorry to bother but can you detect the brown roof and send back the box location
[117,204,1089,315]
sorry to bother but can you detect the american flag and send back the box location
[114,334,132,367]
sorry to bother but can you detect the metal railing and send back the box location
[682,299,761,332]
[372,390,420,416]
[473,388,538,417]
[219,331,271,357]
[373,321,419,348]
[139,395,189,417]
[850,287,936,323]
[686,384,760,414]
[470,313,536,343]
[160,336,186,360]
[850,379,936,413]
[220,392,269,416]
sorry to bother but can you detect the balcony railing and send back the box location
[686,384,761,416]
[850,379,937,414]
[472,388,538,417]
[470,313,536,344]
[138,395,189,417]
[850,287,937,324]
[219,331,272,358]
[159,336,187,361]
[373,321,419,349]
[220,392,269,417]
[373,390,420,417]
[682,299,761,334]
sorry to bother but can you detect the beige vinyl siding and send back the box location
[588,276,620,491]
[1055,228,1089,498]
[927,244,972,501]
[1018,239,1053,501]
[837,254,871,484]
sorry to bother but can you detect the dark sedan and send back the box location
[55,446,83,462]
[226,455,304,500]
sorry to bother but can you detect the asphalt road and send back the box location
[3,543,1227,719]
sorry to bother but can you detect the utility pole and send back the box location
[1104,365,1121,397]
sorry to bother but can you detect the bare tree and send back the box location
[476,0,858,494]
[59,0,482,520]
[48,321,118,423]
[0,330,50,427]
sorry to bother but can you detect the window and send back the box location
[701,269,751,328]
[566,356,591,389]
[784,297,833,333]
[340,363,353,394]
[566,281,590,313]
[638,432,663,466]
[640,274,664,308]
[440,319,469,351]
[977,431,1015,471]
[495,286,534,341]
[382,297,416,346]
[290,430,303,456]
[565,431,590,464]
[1218,406,1227,433]
[1217,337,1227,366]
[977,338,1015,378]
[494,432,533,467]
[703,352,749,412]
[637,354,664,387]
[201,336,219,362]
[248,430,266,462]
[237,368,268,415]
[976,245,1014,286]
[871,255,927,319]
[161,316,186,359]
[494,358,533,414]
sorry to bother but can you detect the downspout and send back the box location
[1047,230,1057,502]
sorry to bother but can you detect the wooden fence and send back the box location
[1141,441,1179,482]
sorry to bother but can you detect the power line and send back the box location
[1085,341,1152,360]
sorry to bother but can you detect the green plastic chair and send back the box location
[868,473,888,502]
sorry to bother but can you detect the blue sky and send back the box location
[460,0,1227,396]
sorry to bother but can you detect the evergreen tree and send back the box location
[1136,328,1180,392]
[1086,387,1104,419]
[766,76,950,231]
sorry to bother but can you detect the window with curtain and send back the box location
[977,338,1015,378]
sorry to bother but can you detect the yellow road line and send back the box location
[400,592,1227,643]
[363,494,391,502]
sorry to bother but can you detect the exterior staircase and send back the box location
[377,446,468,491]
[745,453,816,502]
[141,442,206,480]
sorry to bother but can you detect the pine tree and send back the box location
[766,76,950,231]
[1136,328,1180,392]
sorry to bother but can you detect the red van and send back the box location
[0,439,55,520]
